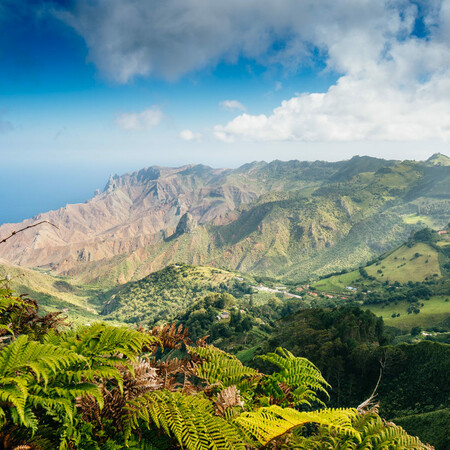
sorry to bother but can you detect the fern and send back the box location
[43,323,155,362]
[359,413,433,449]
[291,409,434,449]
[124,390,246,449]
[188,345,260,391]
[258,347,330,407]
[233,405,360,446]
[43,323,157,393]
[0,335,85,426]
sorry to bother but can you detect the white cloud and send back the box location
[54,0,410,83]
[215,73,450,142]
[213,3,450,143]
[180,129,202,141]
[115,107,163,131]
[274,81,282,92]
[52,1,450,143]
[220,100,246,112]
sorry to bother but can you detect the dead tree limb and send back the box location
[357,359,385,413]
[0,221,59,245]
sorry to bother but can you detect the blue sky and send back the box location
[1,0,450,223]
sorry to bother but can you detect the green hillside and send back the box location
[365,242,441,283]
[213,159,449,280]
[312,227,450,331]
[315,228,449,287]
[98,264,257,324]
[426,152,450,166]
[0,259,101,324]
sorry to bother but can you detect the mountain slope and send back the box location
[0,258,100,322]
[312,227,450,330]
[0,156,448,284]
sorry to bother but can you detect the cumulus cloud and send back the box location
[51,0,450,142]
[213,2,450,142]
[54,0,404,83]
[115,107,163,131]
[220,100,246,112]
[180,129,202,141]
[214,64,450,142]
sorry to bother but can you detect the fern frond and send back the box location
[0,335,85,426]
[0,335,85,382]
[124,390,246,449]
[188,345,260,391]
[258,347,330,407]
[44,323,155,362]
[360,414,433,449]
[233,405,360,446]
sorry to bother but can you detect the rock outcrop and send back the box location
[174,212,197,236]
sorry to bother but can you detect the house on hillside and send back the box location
[438,230,447,235]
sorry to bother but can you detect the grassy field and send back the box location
[313,270,361,293]
[402,214,436,227]
[367,296,450,330]
[365,242,441,283]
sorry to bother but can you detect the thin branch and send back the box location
[0,221,59,245]
[357,359,384,413]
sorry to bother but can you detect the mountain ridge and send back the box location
[0,156,448,285]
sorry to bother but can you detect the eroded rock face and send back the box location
[0,164,258,281]
[175,213,197,236]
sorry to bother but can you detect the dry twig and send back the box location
[0,221,58,245]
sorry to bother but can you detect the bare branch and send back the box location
[0,221,59,245]
[357,359,384,413]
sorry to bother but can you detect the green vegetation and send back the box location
[98,264,256,324]
[0,260,102,323]
[0,285,431,449]
[311,228,450,332]
[365,242,441,283]
[368,295,450,330]
[173,292,305,354]
[394,409,450,450]
[252,308,449,449]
